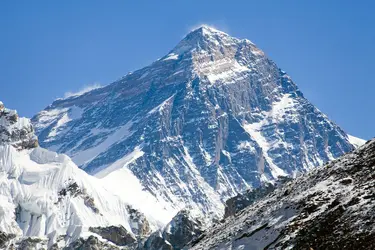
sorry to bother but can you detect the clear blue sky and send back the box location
[0,1,374,139]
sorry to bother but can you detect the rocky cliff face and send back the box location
[0,101,38,150]
[32,26,359,217]
[190,138,375,250]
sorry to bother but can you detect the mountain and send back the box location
[32,26,363,218]
[0,102,172,249]
[190,138,375,250]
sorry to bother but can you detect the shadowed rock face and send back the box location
[143,231,173,250]
[190,138,375,250]
[89,225,136,246]
[0,233,48,250]
[143,209,205,250]
[57,182,100,214]
[0,231,16,249]
[224,176,292,218]
[32,26,356,216]
[126,205,151,238]
[16,237,46,250]
[0,102,38,150]
[162,210,205,249]
[224,183,276,219]
[66,235,121,250]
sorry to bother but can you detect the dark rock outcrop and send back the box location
[143,231,173,250]
[65,235,120,250]
[224,176,292,218]
[126,205,151,238]
[0,101,38,150]
[58,181,100,214]
[89,225,136,246]
[0,231,16,249]
[143,209,205,250]
[163,210,205,249]
[224,183,276,219]
[16,237,46,250]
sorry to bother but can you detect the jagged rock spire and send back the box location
[0,101,38,149]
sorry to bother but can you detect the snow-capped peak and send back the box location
[170,25,246,56]
[347,134,366,148]
[33,26,358,229]
[0,102,38,150]
[191,25,229,36]
[165,26,265,84]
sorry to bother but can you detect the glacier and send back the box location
[0,102,173,249]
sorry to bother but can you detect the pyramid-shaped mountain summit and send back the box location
[32,26,362,217]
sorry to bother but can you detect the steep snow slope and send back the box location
[0,103,172,249]
[33,26,359,217]
[190,138,375,250]
[347,134,366,148]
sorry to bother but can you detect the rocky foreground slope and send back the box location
[32,26,362,217]
[190,138,375,250]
